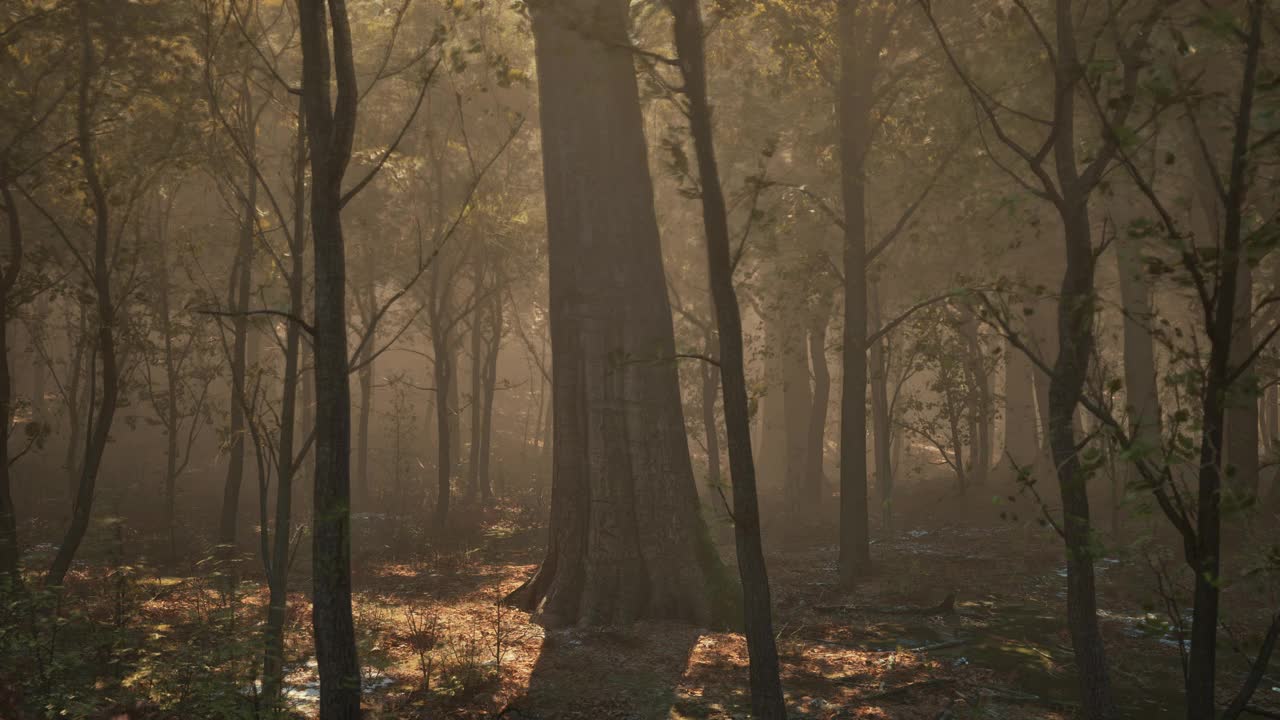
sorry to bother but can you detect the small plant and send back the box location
[404,605,441,690]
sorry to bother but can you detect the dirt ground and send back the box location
[24,470,1280,720]
[281,475,1276,719]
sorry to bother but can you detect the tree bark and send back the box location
[218,77,258,559]
[263,95,308,711]
[1003,334,1039,469]
[48,0,121,588]
[1185,8,1263,715]
[62,306,87,503]
[355,247,375,507]
[477,290,502,502]
[0,178,22,587]
[510,0,728,628]
[783,316,812,520]
[155,216,181,560]
[701,327,722,493]
[669,0,786,713]
[298,0,361,714]
[805,290,834,520]
[467,257,487,501]
[837,0,874,581]
[1111,192,1161,525]
[428,264,455,527]
[960,307,991,485]
[1042,5,1117,716]
[868,280,892,526]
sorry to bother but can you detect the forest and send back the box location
[1,0,1279,718]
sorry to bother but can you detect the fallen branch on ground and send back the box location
[858,677,954,701]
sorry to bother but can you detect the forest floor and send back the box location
[11,471,1280,719]
[263,481,1279,719]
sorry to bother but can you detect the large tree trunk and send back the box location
[670,0,786,713]
[837,0,873,581]
[48,0,120,587]
[298,0,361,714]
[510,0,727,628]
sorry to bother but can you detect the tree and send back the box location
[297,0,361,713]
[669,0,787,713]
[0,0,70,585]
[921,2,1169,714]
[835,0,879,581]
[138,186,216,559]
[1089,4,1280,715]
[509,0,729,627]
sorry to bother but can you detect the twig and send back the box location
[858,677,954,700]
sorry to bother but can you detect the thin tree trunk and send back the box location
[868,280,892,527]
[1186,8,1263,715]
[63,306,87,503]
[0,299,15,587]
[670,1,786,713]
[1262,387,1275,454]
[1041,5,1117,715]
[155,222,181,560]
[960,307,990,485]
[218,78,258,558]
[48,1,120,587]
[429,265,454,527]
[1226,256,1258,499]
[0,179,20,586]
[783,317,811,519]
[30,294,48,423]
[1030,296,1057,461]
[477,291,502,502]
[298,0,361,713]
[1003,334,1039,469]
[757,313,787,499]
[1112,193,1161,532]
[263,95,307,711]
[356,248,374,507]
[701,327,722,493]
[467,258,486,501]
[805,292,833,519]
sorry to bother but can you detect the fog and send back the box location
[1,1,1278,718]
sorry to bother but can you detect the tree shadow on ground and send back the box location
[504,622,708,720]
